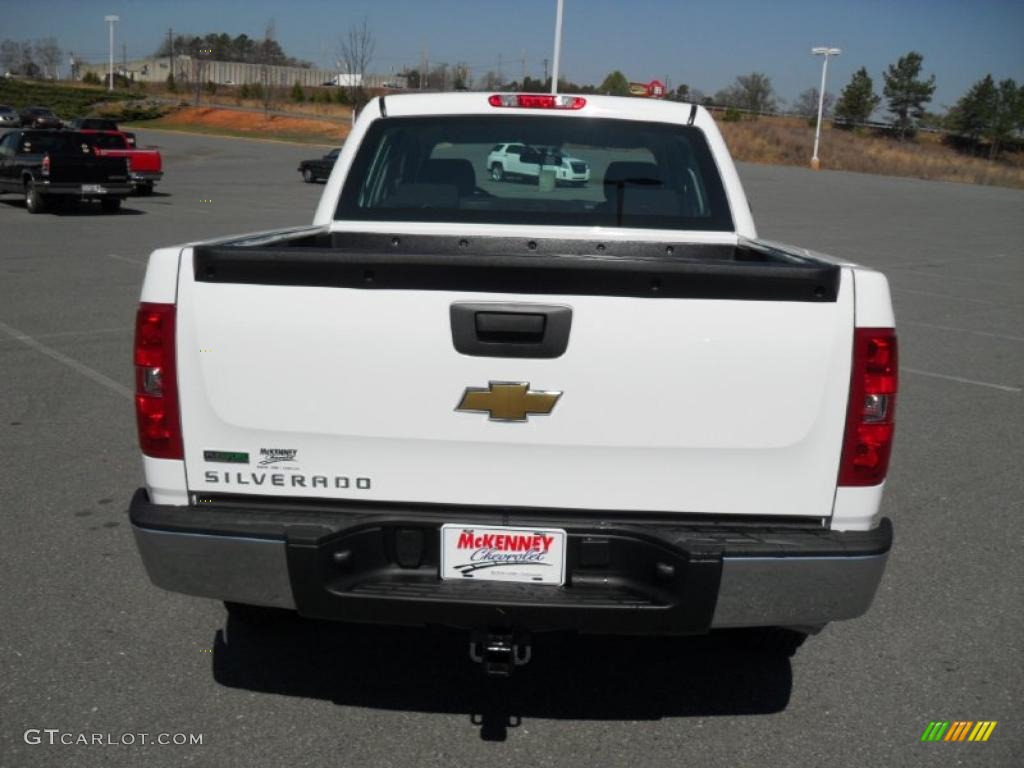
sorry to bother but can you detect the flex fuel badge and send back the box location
[203,450,249,464]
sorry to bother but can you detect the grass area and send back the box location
[717,115,1024,190]
[128,106,347,145]
[0,78,137,120]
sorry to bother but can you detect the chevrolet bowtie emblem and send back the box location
[456,381,562,422]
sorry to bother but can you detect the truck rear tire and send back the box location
[25,181,45,214]
[100,197,122,213]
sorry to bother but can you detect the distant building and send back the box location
[78,56,405,89]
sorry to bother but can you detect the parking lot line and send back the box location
[892,287,1011,306]
[0,318,132,400]
[903,320,1024,343]
[902,366,1021,393]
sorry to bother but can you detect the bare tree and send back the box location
[337,17,376,108]
[0,39,19,74]
[793,88,834,118]
[192,45,211,105]
[258,19,277,115]
[479,70,501,91]
[452,61,470,90]
[34,37,62,79]
[0,39,39,77]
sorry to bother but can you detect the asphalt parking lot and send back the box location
[1,129,1021,767]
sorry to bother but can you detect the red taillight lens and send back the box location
[839,328,898,486]
[134,303,183,459]
[488,93,586,110]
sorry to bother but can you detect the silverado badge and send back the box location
[456,382,562,422]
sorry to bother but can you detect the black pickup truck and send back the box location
[0,130,131,213]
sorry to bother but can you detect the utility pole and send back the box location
[424,48,429,90]
[497,53,503,86]
[105,15,119,91]
[522,49,527,84]
[542,58,548,85]
[420,47,426,90]
[550,0,564,93]
[122,43,127,75]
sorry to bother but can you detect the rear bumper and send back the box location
[129,489,892,634]
[129,171,162,184]
[39,181,131,197]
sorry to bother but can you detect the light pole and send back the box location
[810,46,840,169]
[105,15,119,91]
[550,0,563,93]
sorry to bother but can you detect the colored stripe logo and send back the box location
[921,721,997,742]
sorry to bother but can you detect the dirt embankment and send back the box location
[139,107,350,145]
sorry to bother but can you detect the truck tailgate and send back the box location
[174,236,853,519]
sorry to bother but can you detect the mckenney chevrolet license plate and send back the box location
[440,525,567,585]
[82,184,105,194]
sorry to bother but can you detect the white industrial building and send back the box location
[79,56,405,89]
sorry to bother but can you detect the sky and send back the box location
[4,0,1023,110]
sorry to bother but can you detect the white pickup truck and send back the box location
[130,92,897,673]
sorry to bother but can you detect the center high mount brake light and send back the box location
[488,93,586,110]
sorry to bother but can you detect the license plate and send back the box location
[82,184,105,194]
[440,524,567,585]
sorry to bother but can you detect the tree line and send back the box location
[154,32,312,69]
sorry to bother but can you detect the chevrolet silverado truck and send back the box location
[0,129,130,213]
[83,130,163,193]
[129,92,897,674]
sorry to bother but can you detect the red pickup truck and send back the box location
[81,130,163,194]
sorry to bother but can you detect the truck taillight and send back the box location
[838,328,898,486]
[134,303,183,459]
[41,153,50,176]
[488,93,586,110]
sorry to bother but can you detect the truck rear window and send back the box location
[336,115,733,231]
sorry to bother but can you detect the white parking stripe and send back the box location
[903,367,1021,393]
[903,321,1024,343]
[892,287,1008,306]
[0,319,133,400]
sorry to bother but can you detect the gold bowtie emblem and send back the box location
[456,382,562,422]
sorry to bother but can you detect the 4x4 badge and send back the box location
[456,382,562,422]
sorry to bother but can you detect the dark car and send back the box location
[66,117,136,146]
[18,106,62,129]
[0,104,19,127]
[0,129,131,213]
[298,148,340,183]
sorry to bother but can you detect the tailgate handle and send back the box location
[450,303,572,359]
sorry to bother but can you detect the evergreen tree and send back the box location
[597,70,630,96]
[987,78,1021,159]
[834,67,880,125]
[948,75,997,145]
[883,52,936,140]
[290,80,305,103]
